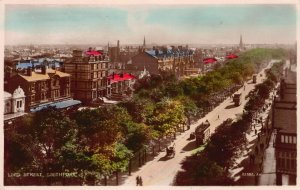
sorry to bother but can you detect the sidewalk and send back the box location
[258,131,276,185]
[236,60,287,185]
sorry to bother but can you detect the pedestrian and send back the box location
[136,176,140,186]
[218,115,220,119]
[139,176,143,186]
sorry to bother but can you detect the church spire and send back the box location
[143,36,146,48]
[239,35,243,48]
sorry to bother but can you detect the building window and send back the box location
[31,95,35,102]
[293,136,296,144]
[92,91,97,99]
[285,136,289,143]
[289,136,293,144]
[281,135,285,143]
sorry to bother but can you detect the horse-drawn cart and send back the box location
[166,145,175,157]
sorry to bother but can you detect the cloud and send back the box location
[4,5,296,45]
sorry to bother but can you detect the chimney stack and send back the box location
[73,49,83,58]
[27,67,32,76]
[117,40,120,61]
[41,65,46,74]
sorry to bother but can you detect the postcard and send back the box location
[1,0,298,189]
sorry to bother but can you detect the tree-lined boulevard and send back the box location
[123,59,284,185]
[4,48,288,185]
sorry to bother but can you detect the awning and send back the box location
[30,99,82,112]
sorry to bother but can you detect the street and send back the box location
[123,59,280,186]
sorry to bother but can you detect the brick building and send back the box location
[64,49,110,104]
[6,66,75,112]
[130,46,194,77]
[107,73,136,100]
[273,66,297,185]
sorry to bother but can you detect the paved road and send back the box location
[258,132,276,185]
[123,60,280,186]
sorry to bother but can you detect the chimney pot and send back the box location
[27,67,32,76]
[41,65,46,74]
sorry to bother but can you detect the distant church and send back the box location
[239,35,243,49]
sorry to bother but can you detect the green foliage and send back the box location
[206,119,246,167]
[123,122,152,152]
[175,153,233,185]
[164,82,184,97]
[150,99,185,137]
[111,143,133,172]
[118,97,154,124]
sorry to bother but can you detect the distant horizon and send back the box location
[5,4,296,45]
[5,42,296,47]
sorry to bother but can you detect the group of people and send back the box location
[136,176,143,186]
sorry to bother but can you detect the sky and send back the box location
[5,4,297,45]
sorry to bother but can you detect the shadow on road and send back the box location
[225,104,237,109]
[158,155,173,162]
[187,135,195,141]
[182,141,196,152]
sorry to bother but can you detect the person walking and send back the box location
[218,115,220,119]
[139,176,143,186]
[136,176,140,186]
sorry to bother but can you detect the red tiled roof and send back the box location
[226,54,238,59]
[107,73,136,83]
[203,58,217,64]
[85,50,102,56]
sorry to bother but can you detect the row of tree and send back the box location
[134,48,286,111]
[174,61,284,185]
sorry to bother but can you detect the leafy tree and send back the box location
[175,153,232,185]
[123,122,152,152]
[176,96,198,126]
[150,98,185,139]
[27,107,78,173]
[118,97,154,124]
[164,82,184,97]
[73,105,130,152]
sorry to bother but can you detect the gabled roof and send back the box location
[107,73,136,83]
[4,91,12,99]
[85,50,102,56]
[18,69,70,82]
